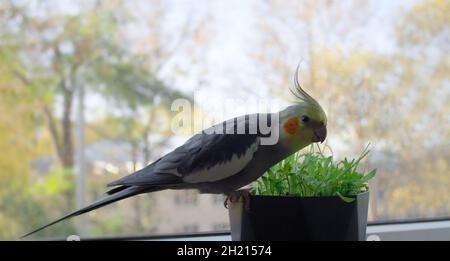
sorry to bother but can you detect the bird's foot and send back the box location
[224,189,252,210]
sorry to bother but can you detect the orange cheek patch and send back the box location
[283,117,299,135]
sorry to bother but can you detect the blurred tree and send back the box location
[1,0,182,201]
[0,46,77,238]
[382,0,450,219]
[0,0,205,238]
[83,0,205,233]
[256,0,449,220]
[0,55,38,238]
[3,1,141,169]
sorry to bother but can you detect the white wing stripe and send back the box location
[182,140,259,183]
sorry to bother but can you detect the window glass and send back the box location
[0,0,448,240]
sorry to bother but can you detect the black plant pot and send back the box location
[228,191,369,241]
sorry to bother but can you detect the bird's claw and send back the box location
[224,189,252,210]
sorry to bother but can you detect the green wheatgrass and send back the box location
[254,144,376,202]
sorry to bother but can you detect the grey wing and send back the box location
[107,115,263,187]
[106,149,186,188]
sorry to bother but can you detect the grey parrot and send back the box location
[23,71,327,238]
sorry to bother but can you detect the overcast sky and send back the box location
[70,0,415,130]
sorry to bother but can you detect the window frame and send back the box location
[50,218,450,241]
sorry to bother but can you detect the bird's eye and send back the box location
[301,115,310,123]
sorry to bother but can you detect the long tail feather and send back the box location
[21,186,149,239]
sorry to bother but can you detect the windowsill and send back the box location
[76,219,450,241]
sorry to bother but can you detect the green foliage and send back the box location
[88,214,124,237]
[254,145,376,202]
[30,167,74,197]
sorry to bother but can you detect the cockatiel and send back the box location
[23,69,327,238]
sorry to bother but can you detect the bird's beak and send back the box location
[312,125,327,143]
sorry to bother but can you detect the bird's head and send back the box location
[279,69,327,149]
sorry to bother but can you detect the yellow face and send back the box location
[280,106,327,149]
